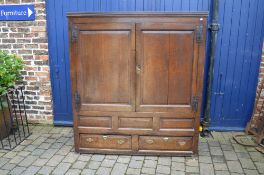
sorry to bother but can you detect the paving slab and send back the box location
[81,169,96,175]
[111,162,127,175]
[126,168,141,175]
[214,162,228,171]
[52,162,71,175]
[72,161,87,169]
[171,162,185,171]
[200,163,214,175]
[158,157,171,166]
[21,166,40,175]
[96,167,112,175]
[141,167,156,174]
[143,159,157,168]
[101,159,116,168]
[117,156,131,163]
[129,159,143,169]
[65,169,82,175]
[156,164,171,174]
[38,166,55,175]
[227,161,244,173]
[239,158,256,169]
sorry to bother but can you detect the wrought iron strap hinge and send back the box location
[71,25,78,42]
[74,91,81,111]
[195,25,203,43]
[191,96,199,112]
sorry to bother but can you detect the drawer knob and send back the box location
[117,139,125,145]
[146,139,154,144]
[102,136,108,140]
[163,137,169,142]
[178,141,186,146]
[86,138,94,143]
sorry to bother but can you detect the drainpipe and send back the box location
[201,0,220,136]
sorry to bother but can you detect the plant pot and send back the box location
[0,100,11,140]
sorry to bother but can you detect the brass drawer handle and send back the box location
[163,137,169,142]
[146,139,154,144]
[102,135,108,140]
[136,64,142,74]
[86,138,94,143]
[117,139,125,145]
[178,141,186,146]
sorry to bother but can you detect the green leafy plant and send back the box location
[0,51,24,96]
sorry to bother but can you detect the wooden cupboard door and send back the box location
[70,23,136,112]
[136,22,204,113]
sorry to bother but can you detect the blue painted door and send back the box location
[46,0,264,130]
[210,0,264,130]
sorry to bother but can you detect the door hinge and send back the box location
[195,25,203,43]
[74,91,81,111]
[71,25,78,42]
[191,96,199,112]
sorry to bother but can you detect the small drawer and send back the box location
[118,117,153,129]
[139,136,193,151]
[79,116,112,128]
[160,118,194,130]
[80,134,131,150]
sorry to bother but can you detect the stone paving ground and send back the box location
[0,125,263,175]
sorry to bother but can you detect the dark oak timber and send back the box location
[68,13,207,155]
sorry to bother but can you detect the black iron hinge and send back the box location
[71,25,78,42]
[195,25,203,43]
[74,91,81,111]
[191,96,199,112]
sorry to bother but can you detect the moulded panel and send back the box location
[118,117,153,129]
[160,118,194,130]
[140,31,194,106]
[79,116,112,128]
[79,31,131,104]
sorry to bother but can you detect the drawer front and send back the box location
[79,116,112,128]
[139,136,193,151]
[118,117,153,129]
[160,118,194,130]
[80,134,131,150]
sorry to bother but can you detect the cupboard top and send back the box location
[67,12,208,18]
[67,12,208,25]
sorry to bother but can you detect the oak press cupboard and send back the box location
[68,13,207,155]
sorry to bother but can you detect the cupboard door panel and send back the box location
[140,31,170,105]
[136,23,198,113]
[168,32,194,105]
[74,23,135,112]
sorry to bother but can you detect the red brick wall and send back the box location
[0,0,52,124]
[254,43,264,117]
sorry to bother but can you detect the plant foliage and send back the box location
[0,51,24,96]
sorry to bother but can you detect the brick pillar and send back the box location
[0,0,53,124]
[254,43,264,117]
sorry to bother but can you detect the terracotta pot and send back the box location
[0,102,11,140]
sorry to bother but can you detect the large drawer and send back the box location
[139,136,193,151]
[80,134,131,150]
